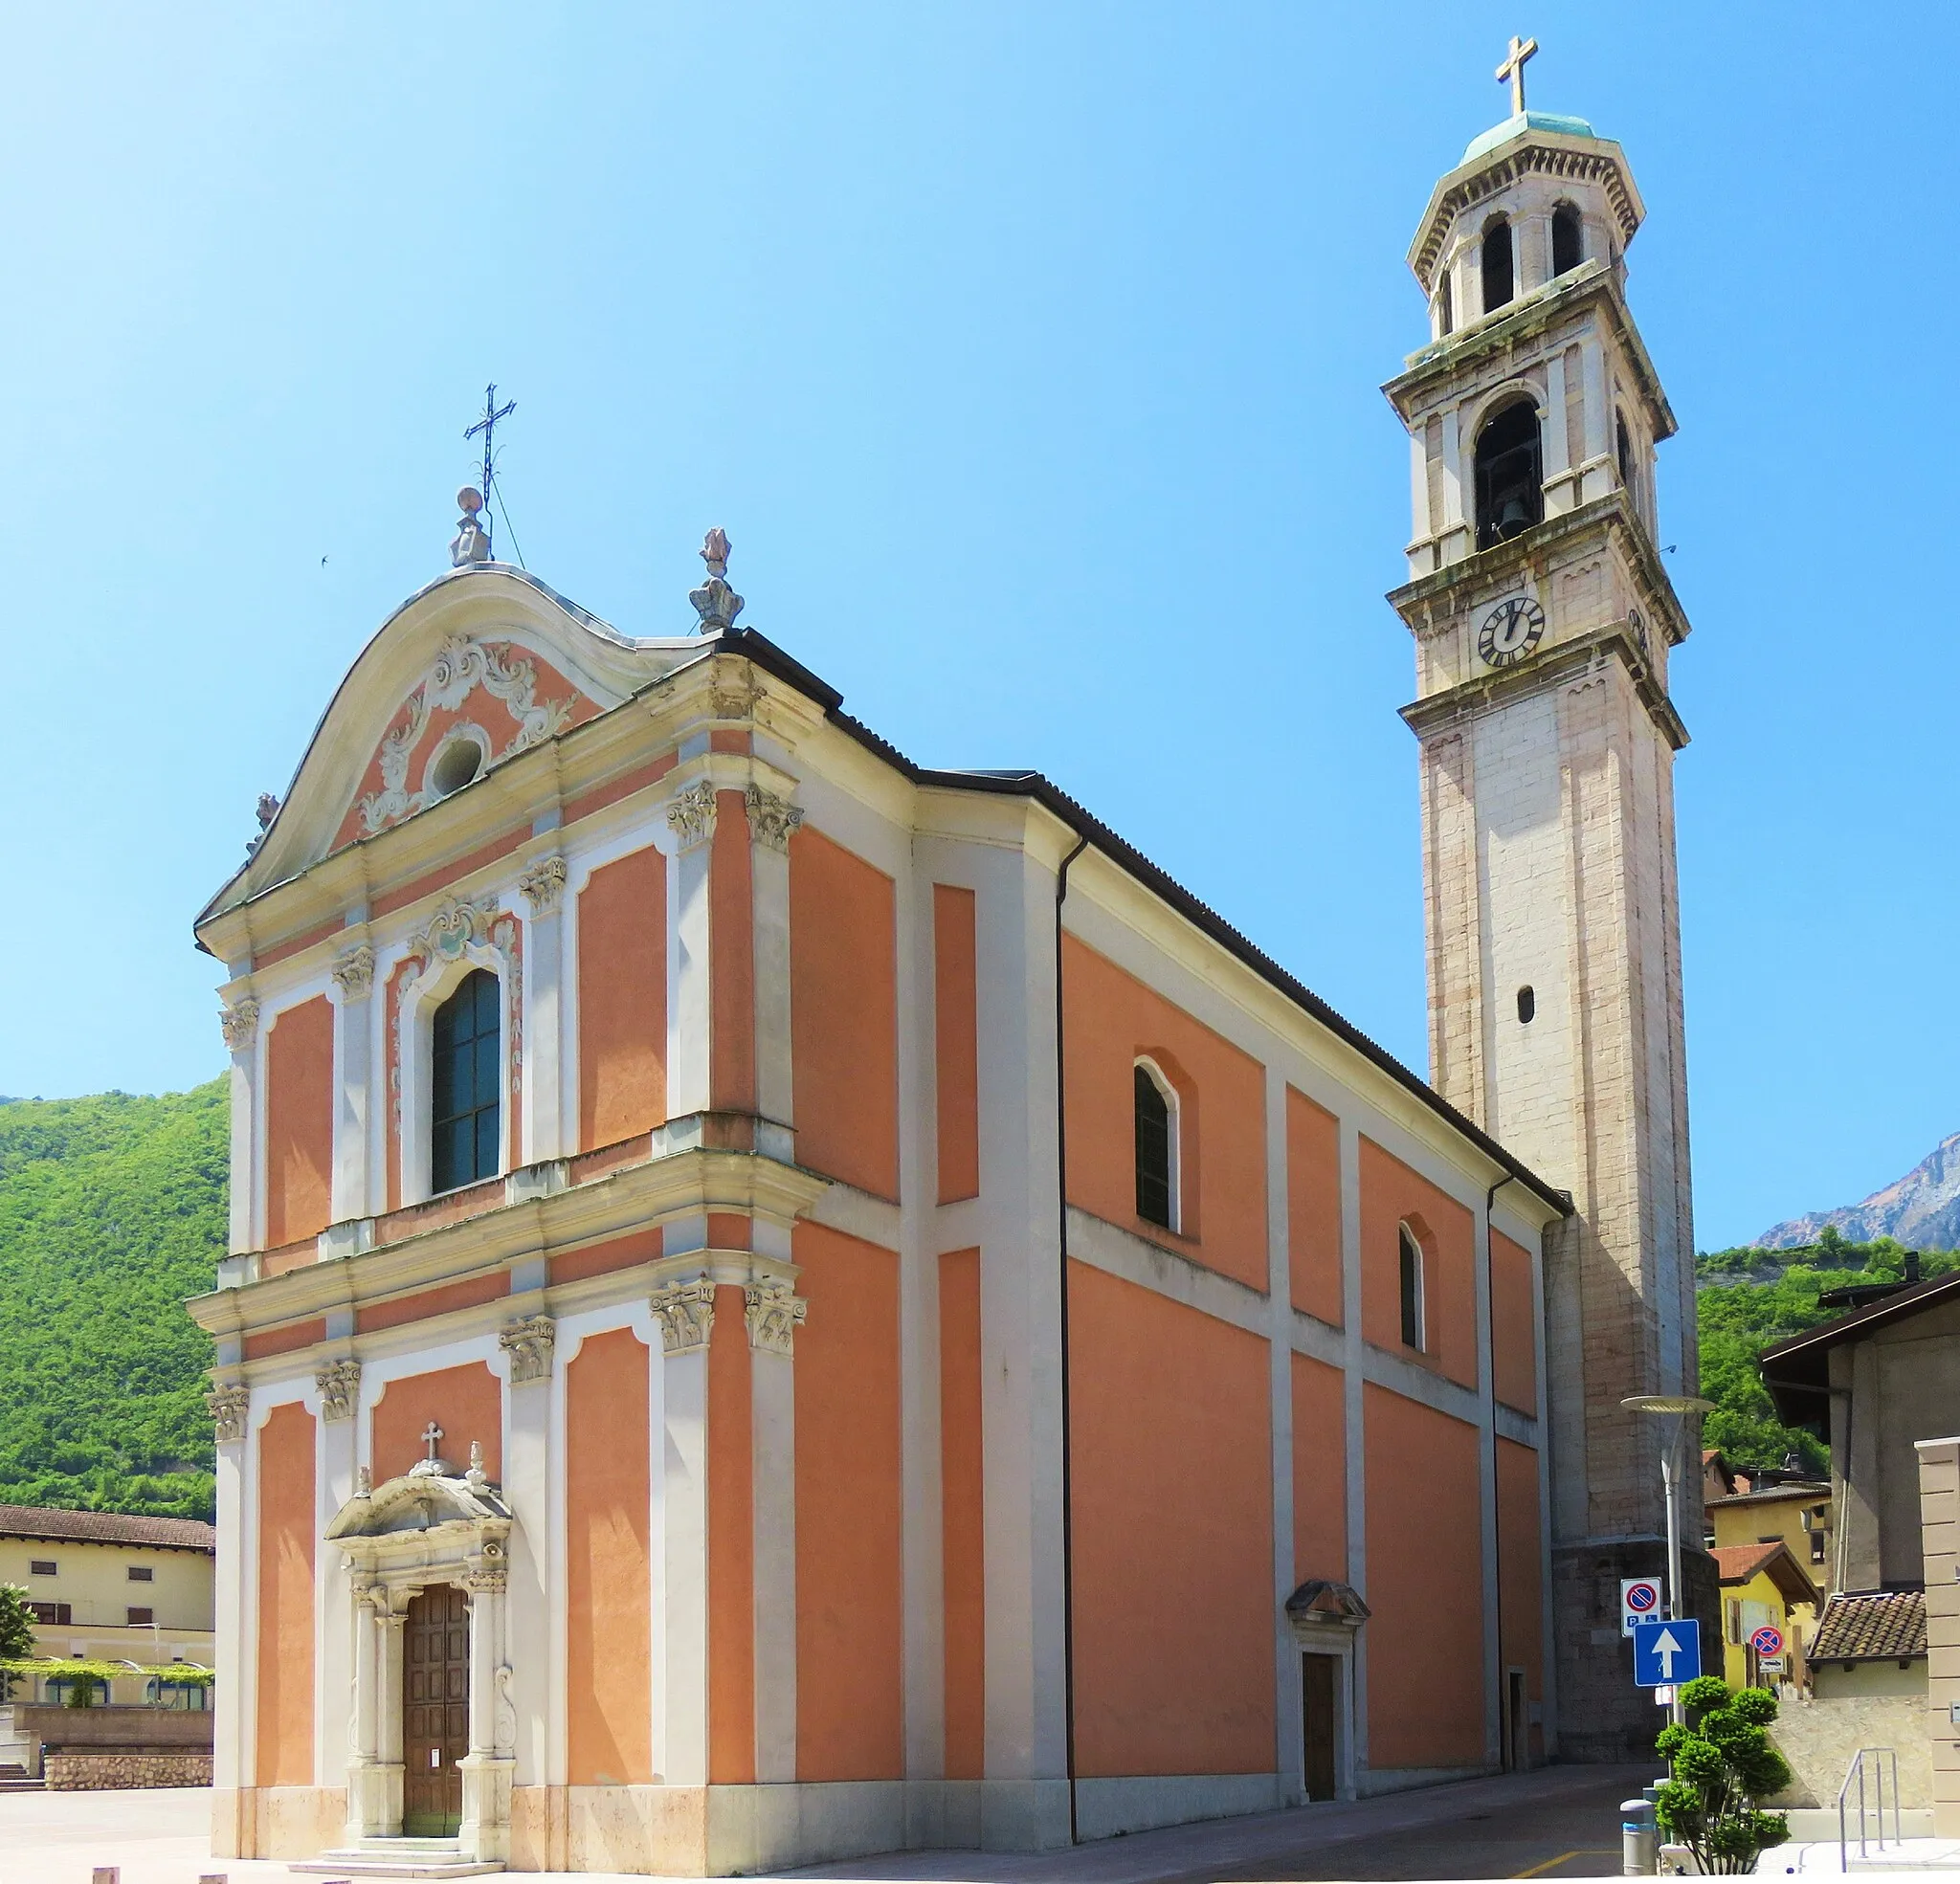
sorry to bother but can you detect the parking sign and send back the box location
[1749,1624,1784,1659]
[1620,1577,1663,1637]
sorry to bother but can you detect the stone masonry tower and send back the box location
[1384,61,1704,1759]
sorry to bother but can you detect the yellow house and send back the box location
[1711,1541,1817,1691]
[1705,1473,1833,1579]
[0,1503,215,1680]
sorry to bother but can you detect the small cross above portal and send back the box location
[421,1422,445,1465]
[1496,34,1538,116]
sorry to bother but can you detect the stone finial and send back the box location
[689,528,745,632]
[356,1464,373,1496]
[451,485,492,568]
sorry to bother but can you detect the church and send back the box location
[189,54,1700,1875]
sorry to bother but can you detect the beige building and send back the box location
[0,1504,215,1673]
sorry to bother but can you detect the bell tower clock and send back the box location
[1384,63,1704,1760]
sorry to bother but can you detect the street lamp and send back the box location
[1622,1393,1716,1722]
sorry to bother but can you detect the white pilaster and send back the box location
[329,951,375,1223]
[654,1281,713,1786]
[666,785,716,1119]
[1474,1206,1502,1766]
[1264,1064,1302,1803]
[221,998,260,1254]
[748,793,796,1141]
[750,1322,798,1783]
[499,1318,553,1788]
[1337,1117,1369,1780]
[518,857,568,1164]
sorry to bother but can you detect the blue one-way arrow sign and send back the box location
[1633,1617,1702,1687]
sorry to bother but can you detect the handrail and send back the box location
[1838,1745,1902,1864]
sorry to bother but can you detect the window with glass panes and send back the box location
[432,969,501,1192]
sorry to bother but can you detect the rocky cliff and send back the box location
[1756,1131,1960,1251]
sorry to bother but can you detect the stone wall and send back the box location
[1768,1694,1930,1808]
[0,1702,211,1778]
[44,1748,212,1789]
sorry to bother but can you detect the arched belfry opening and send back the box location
[1474,400,1543,547]
[1551,202,1584,277]
[1481,215,1514,314]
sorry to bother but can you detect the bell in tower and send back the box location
[1384,45,1709,1762]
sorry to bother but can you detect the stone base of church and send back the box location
[1552,1540,1723,1762]
[210,1784,348,1860]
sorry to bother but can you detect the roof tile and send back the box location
[1810,1590,1927,1663]
[0,1503,214,1553]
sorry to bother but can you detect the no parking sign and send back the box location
[1621,1577,1663,1637]
[1749,1624,1785,1658]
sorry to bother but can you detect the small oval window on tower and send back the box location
[1551,203,1583,277]
[430,735,484,799]
[1481,216,1514,314]
[1517,986,1536,1024]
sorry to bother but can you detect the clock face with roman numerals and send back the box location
[1478,595,1546,669]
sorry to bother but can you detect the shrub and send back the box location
[1655,1674,1791,1874]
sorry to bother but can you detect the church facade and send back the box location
[189,76,1696,1878]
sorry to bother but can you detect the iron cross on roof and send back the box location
[1496,33,1539,115]
[421,1422,444,1465]
[464,383,516,556]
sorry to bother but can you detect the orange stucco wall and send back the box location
[707,1285,755,1784]
[1497,1437,1545,1727]
[567,1328,652,1786]
[1492,1230,1537,1415]
[1287,1088,1343,1326]
[578,845,667,1148]
[255,1402,315,1787]
[264,995,335,1249]
[1291,1352,1347,1584]
[370,1362,502,1484]
[355,1272,508,1338]
[1068,1262,1275,1776]
[934,885,980,1205]
[939,1247,986,1779]
[1362,1384,1484,1769]
[790,831,899,1199]
[709,792,756,1115]
[1061,936,1267,1291]
[1358,1137,1476,1388]
[793,1223,903,1781]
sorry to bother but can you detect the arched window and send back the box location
[1133,1060,1179,1231]
[1398,1224,1426,1351]
[432,969,501,1193]
[1551,203,1584,277]
[1517,985,1536,1025]
[1616,409,1635,492]
[1481,216,1514,314]
[1437,271,1454,337]
[1474,400,1543,548]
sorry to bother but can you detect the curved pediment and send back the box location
[200,563,710,928]
[326,1460,513,1542]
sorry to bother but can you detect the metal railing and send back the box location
[1838,1745,1902,1864]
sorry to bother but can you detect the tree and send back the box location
[0,1584,33,1701]
[1655,1674,1792,1874]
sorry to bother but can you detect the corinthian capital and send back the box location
[744,784,804,853]
[665,781,719,853]
[219,998,260,1054]
[650,1275,717,1354]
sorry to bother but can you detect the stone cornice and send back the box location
[1406,129,1643,285]
[186,1142,832,1344]
[1383,261,1676,443]
[1398,623,1689,753]
[1388,492,1692,654]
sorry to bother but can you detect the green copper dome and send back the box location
[1462,110,1597,163]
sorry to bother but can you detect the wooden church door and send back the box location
[403,1585,469,1835]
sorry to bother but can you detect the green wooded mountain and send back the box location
[0,1081,225,1520]
[1696,1230,1955,1474]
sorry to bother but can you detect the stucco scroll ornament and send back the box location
[665,780,719,853]
[743,784,804,853]
[745,1279,809,1356]
[207,1384,250,1447]
[426,633,575,755]
[498,1315,555,1385]
[516,854,568,917]
[315,1358,362,1424]
[407,897,495,970]
[494,1665,518,1756]
[357,689,432,834]
[650,1275,717,1355]
[331,945,377,1001]
[219,997,260,1054]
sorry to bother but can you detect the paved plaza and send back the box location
[0,1767,1666,1884]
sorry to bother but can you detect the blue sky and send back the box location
[3,3,1950,1252]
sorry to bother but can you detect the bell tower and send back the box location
[1384,64,1704,1759]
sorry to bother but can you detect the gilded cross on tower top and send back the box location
[1496,34,1538,115]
